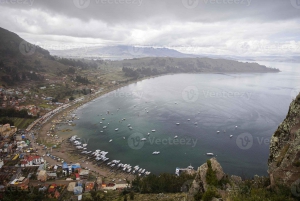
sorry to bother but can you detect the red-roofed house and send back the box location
[21,155,44,167]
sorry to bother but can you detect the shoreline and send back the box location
[33,69,279,181]
[34,73,166,181]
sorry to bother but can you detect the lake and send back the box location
[59,61,300,178]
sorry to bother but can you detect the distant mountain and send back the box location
[50,45,300,63]
[0,27,69,85]
[50,45,197,60]
[103,57,280,75]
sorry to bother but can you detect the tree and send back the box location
[129,191,134,200]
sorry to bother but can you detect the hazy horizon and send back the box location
[0,0,299,57]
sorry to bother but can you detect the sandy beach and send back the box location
[33,75,159,182]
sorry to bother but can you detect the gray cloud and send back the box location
[0,0,299,56]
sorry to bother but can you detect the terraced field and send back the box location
[0,117,36,129]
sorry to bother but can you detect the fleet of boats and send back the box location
[69,135,151,176]
[68,106,240,176]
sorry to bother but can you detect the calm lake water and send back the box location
[59,61,300,178]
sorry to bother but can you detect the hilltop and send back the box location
[0,27,72,86]
[104,57,279,78]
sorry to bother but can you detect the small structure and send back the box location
[37,170,47,181]
[47,172,57,180]
[85,182,94,192]
[79,169,89,179]
[73,186,83,195]
[67,182,76,192]
[175,164,195,176]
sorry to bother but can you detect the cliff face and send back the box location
[268,94,300,186]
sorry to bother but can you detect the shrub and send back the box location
[202,188,219,201]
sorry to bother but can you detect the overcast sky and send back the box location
[0,0,300,56]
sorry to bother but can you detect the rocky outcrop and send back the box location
[189,158,225,195]
[268,94,300,186]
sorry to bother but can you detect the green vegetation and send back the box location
[276,144,290,167]
[74,75,91,84]
[206,160,218,186]
[0,108,34,118]
[116,57,281,78]
[56,57,99,69]
[202,187,220,201]
[132,173,195,194]
[229,181,297,201]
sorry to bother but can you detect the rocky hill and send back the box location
[268,93,300,186]
[105,57,280,74]
[185,93,300,200]
[0,27,69,85]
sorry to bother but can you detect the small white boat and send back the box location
[103,126,107,129]
[129,127,133,130]
[100,131,103,133]
[174,136,178,139]
[109,139,113,143]
[206,153,214,156]
[128,124,131,127]
[152,151,160,155]
[102,118,105,120]
[230,135,233,138]
[141,138,147,141]
[115,128,119,131]
[100,122,102,124]
[176,123,180,125]
[187,119,190,121]
[152,130,156,132]
[147,133,150,136]
[194,122,198,125]
[123,137,126,140]
[217,131,220,133]
[235,126,238,128]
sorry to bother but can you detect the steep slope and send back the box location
[268,94,300,186]
[0,27,69,85]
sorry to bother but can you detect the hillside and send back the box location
[268,93,300,186]
[103,57,280,78]
[0,27,70,86]
[50,45,195,60]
